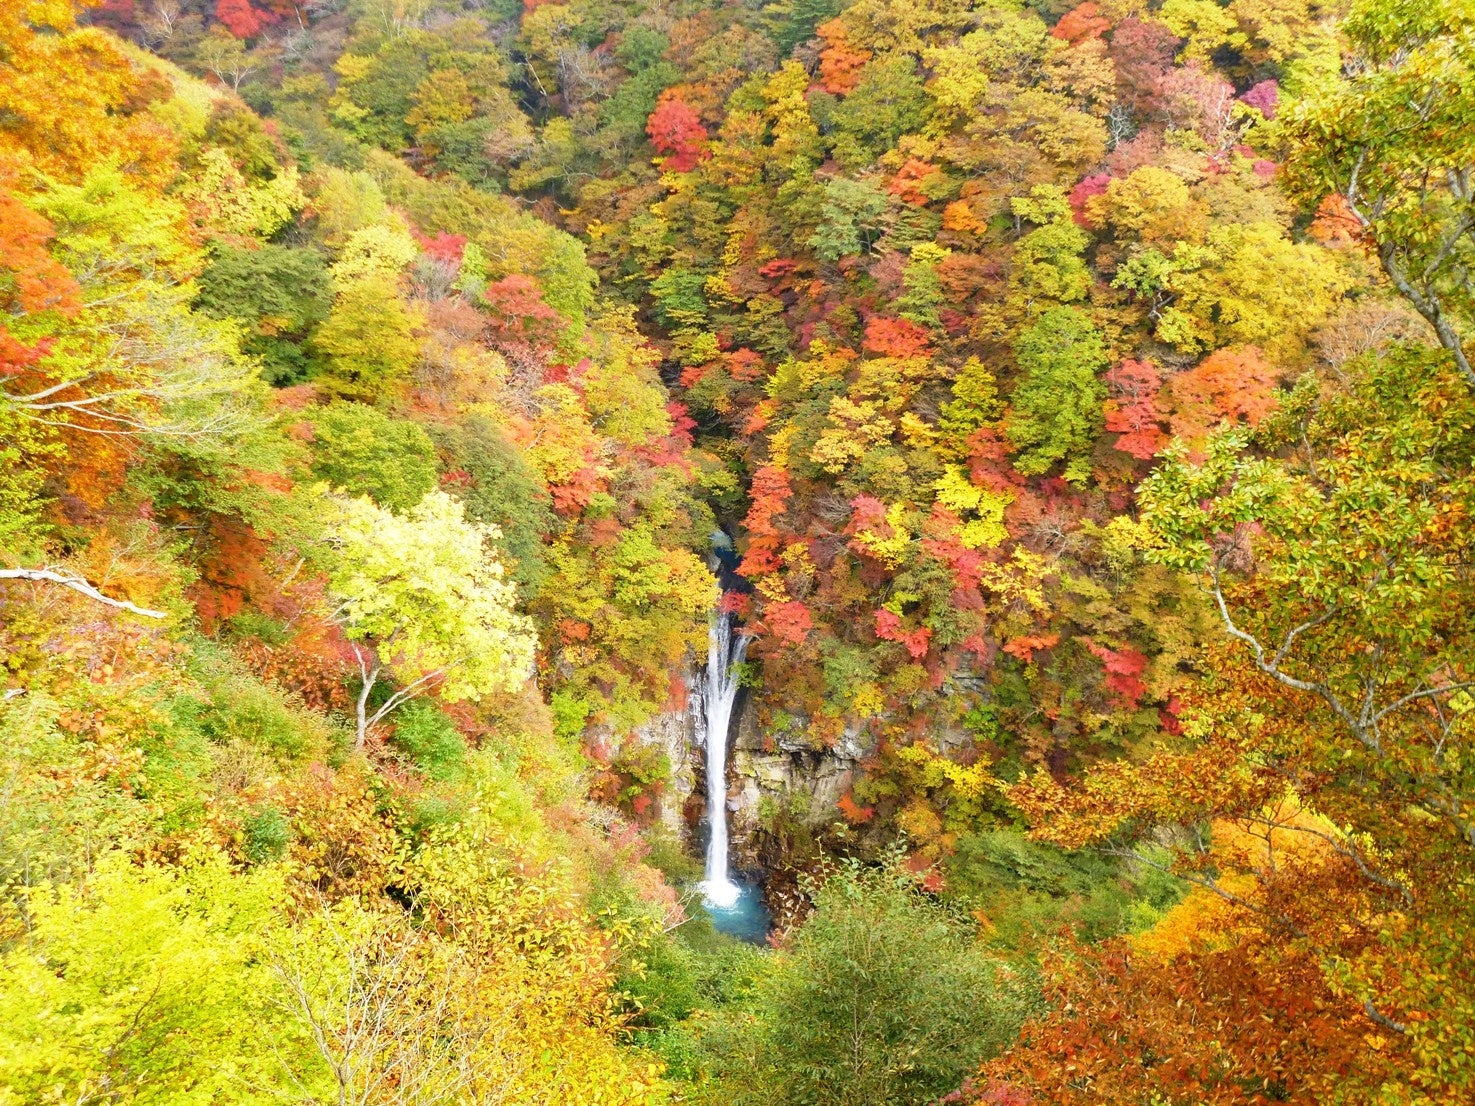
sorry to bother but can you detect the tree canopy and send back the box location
[3,0,1473,1103]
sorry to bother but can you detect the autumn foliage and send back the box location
[5,1,1475,1103]
[646,94,709,173]
[215,0,278,38]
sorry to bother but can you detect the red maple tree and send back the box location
[1103,358,1166,459]
[646,94,709,172]
[216,0,278,38]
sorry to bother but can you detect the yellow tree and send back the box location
[325,491,536,748]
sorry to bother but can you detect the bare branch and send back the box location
[1371,681,1475,727]
[1364,998,1409,1035]
[1104,846,1310,940]
[0,568,167,619]
[1239,813,1414,906]
[1207,566,1371,746]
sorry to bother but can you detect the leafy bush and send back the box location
[621,933,704,1030]
[175,667,320,763]
[406,793,464,839]
[548,689,594,745]
[643,827,704,885]
[432,417,554,595]
[626,924,770,1081]
[243,806,292,864]
[223,609,290,646]
[0,856,307,1103]
[388,701,467,781]
[944,830,1184,945]
[195,244,330,385]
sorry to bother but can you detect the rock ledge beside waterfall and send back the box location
[627,666,878,863]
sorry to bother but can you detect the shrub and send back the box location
[176,671,318,762]
[243,806,292,864]
[388,701,466,781]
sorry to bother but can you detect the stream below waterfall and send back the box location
[702,878,771,943]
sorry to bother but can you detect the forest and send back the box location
[0,0,1472,1101]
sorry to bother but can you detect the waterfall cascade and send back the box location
[700,611,749,909]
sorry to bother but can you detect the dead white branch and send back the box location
[0,568,167,619]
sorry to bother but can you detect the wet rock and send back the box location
[625,666,878,860]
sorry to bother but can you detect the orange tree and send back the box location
[979,343,1475,1103]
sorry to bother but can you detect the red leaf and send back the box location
[646,94,709,172]
[1003,633,1059,663]
[864,316,932,358]
[765,600,813,646]
[1104,358,1167,459]
[1051,2,1111,44]
[215,0,278,37]
[744,466,793,538]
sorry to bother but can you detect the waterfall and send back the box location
[701,611,749,909]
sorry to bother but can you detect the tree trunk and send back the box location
[352,647,379,751]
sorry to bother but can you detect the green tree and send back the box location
[896,242,949,331]
[0,855,316,1104]
[828,55,928,170]
[308,402,439,511]
[717,862,1028,1106]
[938,356,1003,451]
[1280,0,1475,385]
[809,178,891,261]
[1149,222,1348,357]
[195,244,330,385]
[311,275,423,401]
[650,268,710,333]
[308,169,390,249]
[761,0,845,54]
[433,416,554,596]
[1004,306,1108,484]
[196,245,329,332]
[1009,186,1093,306]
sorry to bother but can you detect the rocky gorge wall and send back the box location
[629,667,877,871]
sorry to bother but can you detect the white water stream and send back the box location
[700,612,749,909]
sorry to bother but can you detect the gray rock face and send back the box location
[626,664,877,862]
[623,669,702,837]
[726,701,876,864]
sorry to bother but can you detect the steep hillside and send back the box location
[3,0,1474,1102]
